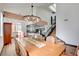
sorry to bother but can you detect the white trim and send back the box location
[0,11,4,54]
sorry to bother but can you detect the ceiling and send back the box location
[0,3,53,16]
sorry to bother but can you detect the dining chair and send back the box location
[76,45,79,56]
[15,38,29,56]
[46,36,56,44]
[17,42,29,56]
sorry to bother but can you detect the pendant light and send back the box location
[24,3,41,23]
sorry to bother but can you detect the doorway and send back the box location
[3,23,12,45]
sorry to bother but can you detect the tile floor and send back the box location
[1,39,17,56]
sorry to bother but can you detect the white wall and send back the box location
[56,3,79,46]
[36,7,54,25]
[3,18,27,37]
[0,11,3,53]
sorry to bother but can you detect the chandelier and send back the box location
[24,4,41,23]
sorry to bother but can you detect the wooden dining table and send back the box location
[24,39,65,56]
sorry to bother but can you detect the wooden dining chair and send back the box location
[17,42,29,56]
[15,38,29,56]
[75,45,79,56]
[46,36,56,44]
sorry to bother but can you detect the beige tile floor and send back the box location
[1,39,17,56]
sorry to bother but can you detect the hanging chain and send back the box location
[31,3,33,16]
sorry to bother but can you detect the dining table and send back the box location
[21,37,66,56]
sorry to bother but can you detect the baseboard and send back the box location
[56,37,77,47]
[65,43,77,47]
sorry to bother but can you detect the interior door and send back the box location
[3,23,12,45]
